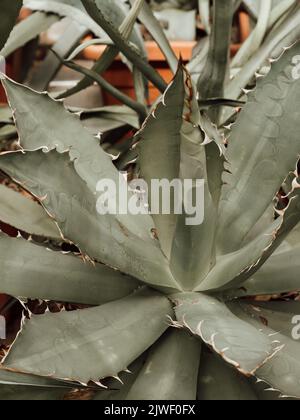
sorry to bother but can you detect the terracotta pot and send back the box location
[231,11,251,55]
[82,11,251,105]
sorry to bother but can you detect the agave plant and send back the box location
[0,0,300,401]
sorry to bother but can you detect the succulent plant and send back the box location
[0,0,300,401]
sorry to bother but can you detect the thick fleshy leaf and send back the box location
[58,59,147,120]
[0,150,178,293]
[197,218,282,292]
[224,6,300,105]
[0,184,60,238]
[170,183,216,289]
[138,67,185,258]
[228,244,300,297]
[170,70,216,288]
[1,12,59,58]
[0,368,75,401]
[218,41,300,254]
[198,0,211,34]
[3,288,172,383]
[128,0,178,73]
[197,0,234,124]
[1,77,153,239]
[231,301,300,398]
[1,77,121,191]
[81,0,167,93]
[205,141,224,207]
[197,347,257,400]
[231,0,272,68]
[201,185,300,292]
[0,77,179,292]
[27,20,88,92]
[172,292,276,376]
[125,330,201,400]
[57,0,146,100]
[241,203,275,246]
[93,356,146,400]
[24,0,106,38]
[238,301,300,338]
[253,380,284,401]
[138,64,215,281]
[0,0,22,51]
[285,221,300,246]
[58,0,147,104]
[0,234,140,305]
[76,105,140,130]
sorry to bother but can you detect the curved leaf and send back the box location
[126,330,201,400]
[24,0,106,38]
[3,288,172,383]
[197,0,234,124]
[75,105,140,130]
[58,0,147,100]
[1,77,152,240]
[0,0,22,51]
[57,58,147,120]
[170,71,216,289]
[224,6,300,105]
[28,20,88,92]
[197,347,257,400]
[198,0,211,35]
[81,0,167,93]
[93,356,146,400]
[0,184,60,238]
[218,42,300,254]
[231,301,300,398]
[229,244,300,297]
[129,0,178,73]
[200,185,300,292]
[231,0,272,68]
[137,66,185,258]
[0,234,140,305]
[0,12,59,58]
[0,368,78,401]
[0,150,178,292]
[172,292,276,376]
[0,77,181,292]
[138,64,215,285]
[197,218,281,292]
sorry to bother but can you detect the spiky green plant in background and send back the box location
[0,0,300,400]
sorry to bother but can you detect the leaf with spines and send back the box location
[0,184,60,239]
[218,41,300,255]
[231,301,300,399]
[0,234,140,305]
[172,292,278,376]
[3,289,172,384]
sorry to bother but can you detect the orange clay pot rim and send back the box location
[81,11,251,61]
